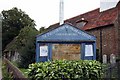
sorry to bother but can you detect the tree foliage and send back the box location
[39,26,46,33]
[2,7,49,68]
[14,26,38,68]
[2,7,36,50]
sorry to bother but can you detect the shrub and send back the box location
[28,60,103,80]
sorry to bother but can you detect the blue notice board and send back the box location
[36,24,96,62]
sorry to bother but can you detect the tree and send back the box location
[2,7,36,51]
[13,26,38,68]
[39,26,46,33]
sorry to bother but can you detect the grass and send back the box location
[11,61,28,78]
[19,68,28,78]
[11,61,18,67]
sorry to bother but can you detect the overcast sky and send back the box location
[0,0,119,30]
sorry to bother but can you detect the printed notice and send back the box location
[40,46,48,56]
[85,45,93,56]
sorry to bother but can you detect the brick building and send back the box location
[47,2,120,62]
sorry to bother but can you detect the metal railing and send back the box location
[103,61,120,79]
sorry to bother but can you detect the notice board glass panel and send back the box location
[85,44,93,56]
[40,46,48,56]
[52,44,81,60]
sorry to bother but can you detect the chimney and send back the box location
[59,0,64,25]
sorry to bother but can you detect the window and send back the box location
[76,18,87,28]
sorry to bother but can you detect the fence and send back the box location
[103,60,120,79]
[3,58,28,80]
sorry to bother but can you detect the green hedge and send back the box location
[28,60,103,80]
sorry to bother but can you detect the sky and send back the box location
[0,0,119,30]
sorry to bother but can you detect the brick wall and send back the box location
[113,0,120,57]
[118,2,120,56]
[101,25,117,55]
[86,25,117,61]
[114,17,119,55]
[117,13,120,55]
[85,2,120,61]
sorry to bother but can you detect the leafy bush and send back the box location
[28,60,103,80]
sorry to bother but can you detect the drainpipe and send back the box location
[100,28,102,62]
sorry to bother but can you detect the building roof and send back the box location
[48,2,119,31]
[37,24,96,42]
